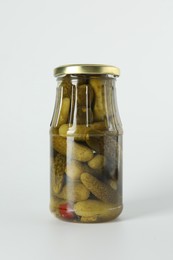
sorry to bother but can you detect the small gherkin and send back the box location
[74,200,119,222]
[60,75,72,98]
[51,174,64,195]
[86,130,119,176]
[82,163,102,178]
[77,84,94,107]
[52,135,94,162]
[81,173,117,203]
[51,153,66,194]
[86,130,105,154]
[86,130,118,156]
[57,183,90,202]
[53,153,66,176]
[76,106,93,125]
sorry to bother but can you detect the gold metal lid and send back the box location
[54,64,120,77]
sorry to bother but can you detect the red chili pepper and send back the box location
[59,203,74,219]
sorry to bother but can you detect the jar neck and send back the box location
[51,74,122,134]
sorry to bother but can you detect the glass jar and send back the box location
[49,64,123,223]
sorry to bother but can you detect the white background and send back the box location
[0,0,173,259]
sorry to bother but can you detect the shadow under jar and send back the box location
[50,64,123,223]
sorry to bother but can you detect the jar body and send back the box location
[50,74,123,223]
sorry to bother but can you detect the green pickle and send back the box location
[77,84,94,107]
[50,70,123,223]
[76,106,93,125]
[60,75,72,98]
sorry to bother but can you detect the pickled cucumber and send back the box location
[51,153,66,194]
[76,106,93,125]
[81,173,118,203]
[59,122,107,141]
[77,84,94,107]
[86,130,104,154]
[60,75,72,98]
[65,160,84,180]
[90,78,106,121]
[52,136,94,162]
[51,173,64,195]
[88,155,105,169]
[74,200,120,222]
[107,179,118,190]
[57,98,70,128]
[86,130,119,173]
[53,153,66,176]
[57,183,90,202]
[81,163,102,178]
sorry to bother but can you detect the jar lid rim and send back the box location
[54,64,120,77]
